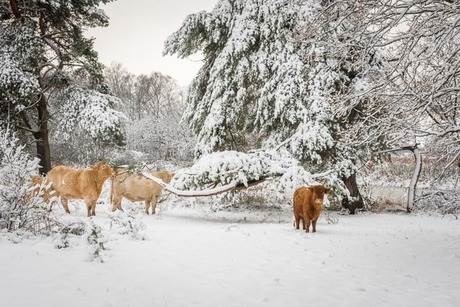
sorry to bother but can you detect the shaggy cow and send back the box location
[293,185,331,233]
[111,170,174,215]
[45,161,114,216]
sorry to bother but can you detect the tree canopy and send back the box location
[0,0,125,173]
[164,0,386,177]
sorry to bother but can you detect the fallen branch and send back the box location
[141,172,267,197]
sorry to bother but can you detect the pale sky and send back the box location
[86,0,217,86]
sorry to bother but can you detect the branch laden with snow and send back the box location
[131,150,335,199]
[55,86,126,142]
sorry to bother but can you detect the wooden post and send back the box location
[402,145,422,213]
[378,144,422,213]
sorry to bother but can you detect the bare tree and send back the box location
[105,63,184,121]
[135,73,183,120]
[104,63,193,162]
[310,0,459,168]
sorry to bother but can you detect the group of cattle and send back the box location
[30,161,331,233]
[30,161,173,217]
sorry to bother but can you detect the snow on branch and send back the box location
[142,172,267,197]
[136,150,333,198]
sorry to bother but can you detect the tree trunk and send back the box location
[33,95,52,175]
[341,173,364,214]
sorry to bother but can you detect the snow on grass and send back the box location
[1,196,459,307]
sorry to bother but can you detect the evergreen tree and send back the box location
[0,0,125,174]
[164,0,387,212]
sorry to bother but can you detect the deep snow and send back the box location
[1,198,460,307]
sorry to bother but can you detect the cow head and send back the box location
[153,171,175,184]
[165,172,175,183]
[310,185,331,205]
[93,161,114,179]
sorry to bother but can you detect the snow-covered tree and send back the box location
[164,0,388,212]
[0,0,125,173]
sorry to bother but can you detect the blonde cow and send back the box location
[111,170,174,214]
[45,161,114,216]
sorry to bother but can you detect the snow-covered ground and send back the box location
[1,199,459,307]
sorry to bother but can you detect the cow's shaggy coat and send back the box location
[293,185,331,233]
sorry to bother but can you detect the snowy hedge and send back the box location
[0,128,57,234]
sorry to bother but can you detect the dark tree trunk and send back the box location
[33,95,52,175]
[341,173,364,214]
[9,0,21,18]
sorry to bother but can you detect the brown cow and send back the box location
[293,185,331,233]
[45,161,114,216]
[111,170,174,215]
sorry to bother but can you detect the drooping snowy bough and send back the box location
[137,150,334,198]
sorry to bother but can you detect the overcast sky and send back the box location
[86,0,217,86]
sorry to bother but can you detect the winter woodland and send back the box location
[0,0,459,305]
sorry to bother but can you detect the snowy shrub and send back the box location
[108,212,146,240]
[415,191,460,217]
[0,128,58,234]
[54,232,70,249]
[53,217,87,249]
[86,219,107,262]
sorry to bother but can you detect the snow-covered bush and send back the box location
[86,219,107,263]
[108,212,146,240]
[416,191,460,217]
[0,128,57,234]
[53,217,87,249]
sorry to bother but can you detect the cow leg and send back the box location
[303,207,310,232]
[116,199,124,212]
[61,198,70,214]
[144,200,150,215]
[151,195,158,215]
[112,195,123,212]
[294,215,300,229]
[312,219,317,233]
[86,200,97,217]
[305,218,311,233]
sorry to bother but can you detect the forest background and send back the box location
[0,0,459,234]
